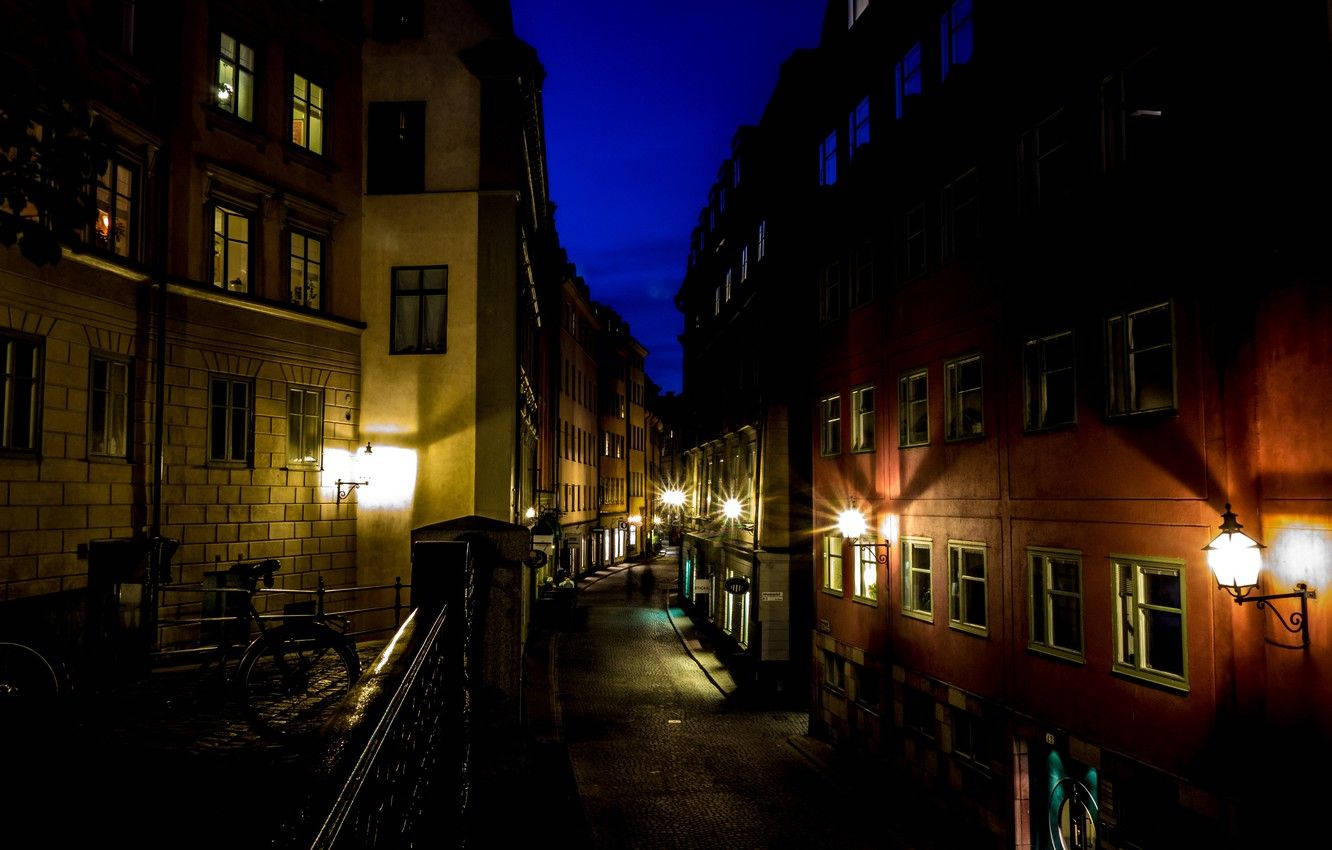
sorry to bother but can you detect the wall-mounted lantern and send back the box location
[336,441,373,503]
[1204,503,1316,648]
[842,503,890,567]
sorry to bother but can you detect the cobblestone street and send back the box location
[555,553,899,850]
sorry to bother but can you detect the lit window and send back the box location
[1106,302,1175,415]
[944,354,983,440]
[89,355,130,458]
[1,334,41,453]
[902,537,933,621]
[853,538,878,603]
[898,368,928,447]
[1113,556,1188,690]
[216,33,255,121]
[390,265,448,354]
[291,74,325,154]
[823,534,844,593]
[819,130,837,186]
[286,386,323,468]
[209,376,252,464]
[948,541,987,635]
[849,96,870,155]
[939,0,974,80]
[851,385,874,452]
[847,0,870,28]
[1029,549,1083,661]
[93,156,136,259]
[1023,331,1076,430]
[904,203,926,278]
[819,394,841,456]
[211,204,252,293]
[288,231,323,310]
[893,42,923,120]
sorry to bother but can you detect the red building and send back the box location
[800,1,1332,847]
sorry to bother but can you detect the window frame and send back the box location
[850,384,875,453]
[1028,547,1085,663]
[898,368,929,448]
[849,96,870,157]
[944,353,984,441]
[1023,330,1077,431]
[852,536,879,604]
[389,264,449,355]
[904,202,926,279]
[901,536,934,622]
[1,331,44,456]
[209,201,256,294]
[1105,301,1177,417]
[1111,554,1189,692]
[207,374,254,467]
[818,261,843,323]
[947,540,989,637]
[286,227,326,311]
[939,0,975,81]
[819,393,842,456]
[847,0,870,29]
[893,42,924,120]
[285,384,324,469]
[214,30,257,123]
[88,352,132,461]
[90,151,140,261]
[823,533,844,596]
[367,101,427,195]
[849,241,874,308]
[819,130,838,186]
[289,72,327,156]
[941,167,979,262]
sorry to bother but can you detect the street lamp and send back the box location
[837,507,867,540]
[722,497,743,521]
[336,441,373,503]
[662,488,686,509]
[1204,503,1316,648]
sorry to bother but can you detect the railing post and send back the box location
[317,575,326,619]
[393,576,402,627]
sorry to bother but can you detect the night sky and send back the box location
[509,1,828,394]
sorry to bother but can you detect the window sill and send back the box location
[203,106,267,150]
[819,451,842,458]
[943,432,986,443]
[850,446,875,454]
[822,683,847,697]
[1028,643,1085,665]
[1111,664,1189,695]
[1104,406,1179,423]
[898,440,930,449]
[0,449,40,461]
[88,453,132,464]
[821,587,845,598]
[206,460,252,469]
[948,621,989,638]
[1022,420,1078,435]
[901,608,934,625]
[283,143,337,177]
[852,595,879,608]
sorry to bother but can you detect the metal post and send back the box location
[317,575,326,619]
[393,576,402,627]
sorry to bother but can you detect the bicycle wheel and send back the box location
[237,625,359,737]
[0,641,60,722]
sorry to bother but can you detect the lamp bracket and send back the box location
[854,541,892,565]
[336,479,368,503]
[1232,583,1315,649]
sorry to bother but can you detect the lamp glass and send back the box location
[722,498,743,520]
[837,508,867,540]
[663,488,685,509]
[1206,529,1262,589]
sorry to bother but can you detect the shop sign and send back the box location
[723,576,751,595]
[761,591,783,603]
[694,578,711,594]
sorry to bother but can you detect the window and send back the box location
[948,542,987,635]
[952,708,991,768]
[1106,302,1175,415]
[819,130,837,186]
[823,534,844,594]
[849,97,870,156]
[1113,556,1188,689]
[93,156,136,259]
[1100,52,1167,173]
[902,537,932,620]
[1021,110,1070,212]
[210,204,252,293]
[898,369,928,447]
[1024,331,1076,430]
[893,42,923,120]
[851,385,874,452]
[818,261,842,323]
[208,376,252,464]
[853,538,879,603]
[740,245,749,282]
[367,102,426,194]
[941,168,978,260]
[286,386,323,468]
[291,74,325,155]
[823,650,846,690]
[391,266,448,354]
[854,664,880,708]
[372,0,425,41]
[724,268,732,301]
[1029,549,1084,660]
[714,286,721,316]
[944,354,983,440]
[288,231,323,309]
[1,334,41,453]
[757,220,767,260]
[847,0,870,28]
[939,0,974,80]
[819,394,841,456]
[903,687,935,737]
[849,241,873,307]
[904,203,926,278]
[216,33,255,121]
[95,0,137,56]
[89,355,129,458]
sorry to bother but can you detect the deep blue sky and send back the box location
[510,1,828,393]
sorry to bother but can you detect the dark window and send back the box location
[904,203,926,278]
[286,386,323,467]
[822,650,846,690]
[952,708,991,767]
[96,0,137,56]
[211,204,252,293]
[215,33,255,121]
[903,687,935,737]
[1024,331,1076,429]
[819,394,841,456]
[390,265,448,354]
[854,664,880,708]
[819,261,842,322]
[368,102,426,194]
[1,334,41,453]
[209,377,252,464]
[942,168,979,261]
[1021,110,1070,213]
[893,42,923,119]
[89,355,130,458]
[849,241,873,307]
[939,0,974,80]
[945,354,983,440]
[288,231,323,309]
[1106,302,1174,415]
[373,0,425,40]
[93,155,137,259]
[899,369,928,447]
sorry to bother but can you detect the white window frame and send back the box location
[948,541,988,636]
[851,384,875,453]
[1028,547,1085,662]
[819,394,842,456]
[88,353,130,459]
[724,268,732,301]
[944,354,984,441]
[823,534,844,595]
[1106,301,1177,416]
[757,220,767,260]
[901,536,933,622]
[740,244,749,282]
[1112,555,1189,691]
[1023,330,1077,431]
[847,0,870,29]
[898,368,929,447]
[853,537,879,604]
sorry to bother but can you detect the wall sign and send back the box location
[761,591,783,603]
[723,576,751,595]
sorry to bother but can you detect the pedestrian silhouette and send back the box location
[639,567,656,599]
[625,566,636,599]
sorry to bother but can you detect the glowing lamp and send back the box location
[837,508,867,541]
[336,441,372,503]
[722,498,743,521]
[524,506,537,520]
[1202,503,1316,648]
[628,514,642,525]
[217,83,233,103]
[662,488,686,509]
